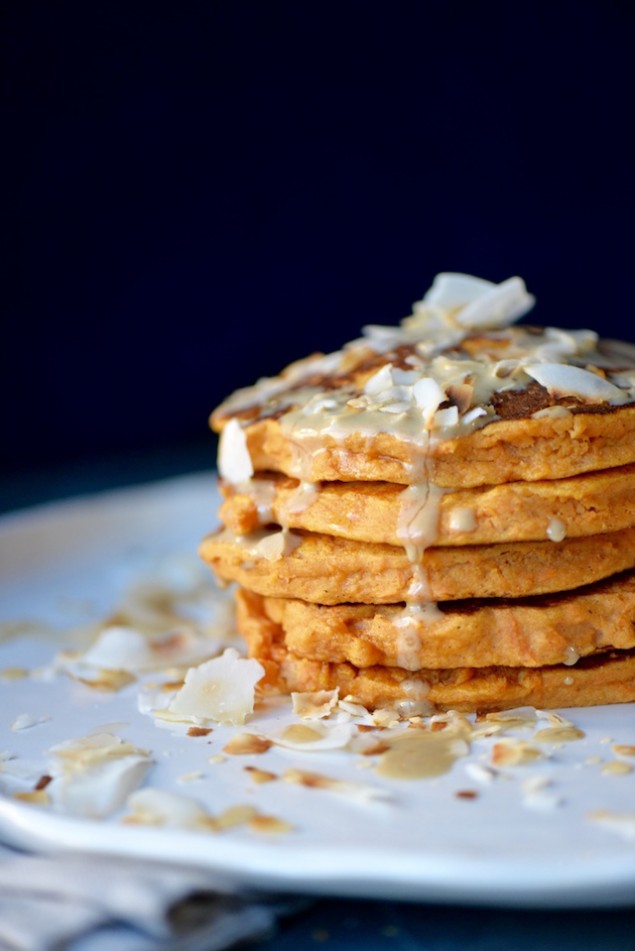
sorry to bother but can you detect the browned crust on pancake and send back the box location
[200,525,635,604]
[238,406,635,487]
[246,637,635,713]
[236,569,635,670]
[219,465,635,546]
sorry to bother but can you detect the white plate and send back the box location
[1,474,634,908]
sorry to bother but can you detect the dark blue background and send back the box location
[4,1,634,483]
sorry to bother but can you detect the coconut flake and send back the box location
[218,418,254,484]
[11,713,51,732]
[521,775,563,811]
[255,529,302,562]
[48,733,152,818]
[364,364,394,395]
[282,768,390,802]
[432,405,459,429]
[125,788,214,830]
[524,363,628,403]
[78,625,217,673]
[274,721,354,752]
[167,648,264,726]
[412,376,446,418]
[455,276,535,329]
[292,689,340,719]
[588,810,635,841]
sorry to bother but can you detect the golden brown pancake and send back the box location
[200,524,635,604]
[219,464,635,546]
[204,274,635,712]
[235,404,635,488]
[236,570,635,670]
[212,309,635,489]
[247,637,635,713]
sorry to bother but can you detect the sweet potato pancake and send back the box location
[201,273,635,711]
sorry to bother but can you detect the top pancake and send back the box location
[211,276,635,488]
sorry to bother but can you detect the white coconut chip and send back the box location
[125,788,214,830]
[47,733,152,818]
[412,376,446,419]
[11,713,51,732]
[166,648,264,726]
[520,775,564,812]
[273,721,354,752]
[75,624,220,674]
[524,363,628,403]
[364,363,394,396]
[218,418,254,484]
[455,276,535,329]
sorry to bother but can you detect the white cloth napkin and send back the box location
[0,842,293,951]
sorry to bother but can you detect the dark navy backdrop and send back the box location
[4,1,634,479]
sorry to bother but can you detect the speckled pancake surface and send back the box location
[233,402,635,488]
[235,570,635,671]
[200,524,635,604]
[248,640,635,714]
[219,464,635,546]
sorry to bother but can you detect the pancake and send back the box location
[200,524,635,604]
[212,277,635,489]
[203,273,635,713]
[233,403,635,488]
[218,464,635,546]
[247,642,635,714]
[236,570,635,670]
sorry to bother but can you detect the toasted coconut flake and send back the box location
[75,669,136,692]
[613,744,635,757]
[601,761,632,776]
[338,698,373,722]
[48,733,152,818]
[223,733,272,755]
[14,790,51,806]
[274,721,354,752]
[524,363,628,403]
[282,768,389,802]
[187,726,212,737]
[372,709,400,729]
[491,739,543,767]
[245,766,277,784]
[167,649,264,726]
[292,689,339,719]
[248,814,293,835]
[0,667,29,681]
[124,788,215,830]
[536,710,577,728]
[588,810,635,841]
[533,726,585,744]
[481,708,537,730]
[215,804,258,829]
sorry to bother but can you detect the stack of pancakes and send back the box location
[200,274,635,712]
